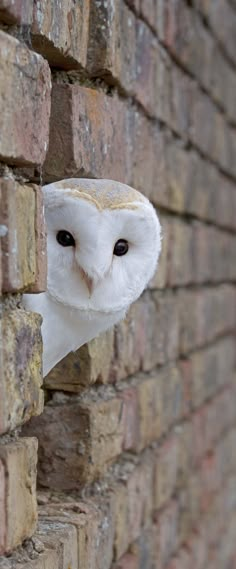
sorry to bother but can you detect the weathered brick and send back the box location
[0,31,51,166]
[186,529,208,569]
[0,0,33,24]
[154,433,179,509]
[140,0,157,31]
[165,141,189,212]
[164,0,196,71]
[166,548,192,569]
[44,329,114,392]
[159,364,185,434]
[129,110,169,208]
[154,500,179,566]
[188,337,235,409]
[135,21,157,115]
[155,46,172,125]
[129,526,156,569]
[0,438,38,554]
[23,392,124,490]
[0,548,59,569]
[112,455,154,560]
[119,385,139,451]
[26,185,47,293]
[39,498,114,569]
[170,66,193,138]
[0,179,46,293]
[113,552,138,569]
[87,1,136,93]
[0,309,43,435]
[196,0,236,65]
[36,521,78,569]
[110,291,179,382]
[167,219,195,286]
[190,89,216,159]
[31,0,90,69]
[178,285,236,354]
[44,84,129,182]
[190,88,230,172]
[135,374,161,450]
[1,179,35,291]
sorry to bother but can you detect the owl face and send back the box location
[43,180,161,315]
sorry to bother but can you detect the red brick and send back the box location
[113,553,138,569]
[190,89,216,158]
[154,500,179,566]
[164,0,196,71]
[191,407,208,466]
[32,0,90,69]
[159,364,185,433]
[184,153,209,220]
[129,110,169,208]
[0,438,38,554]
[87,1,136,93]
[130,527,156,569]
[197,0,236,66]
[170,66,194,138]
[178,285,236,355]
[186,529,208,569]
[140,0,157,31]
[167,219,195,286]
[135,21,158,115]
[166,548,191,569]
[189,338,235,409]
[44,84,129,182]
[155,45,172,125]
[0,31,51,166]
[0,0,33,24]
[154,433,179,509]
[113,455,154,560]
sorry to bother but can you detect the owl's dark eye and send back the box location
[113,239,129,256]
[56,230,75,247]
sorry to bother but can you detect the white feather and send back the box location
[23,179,162,377]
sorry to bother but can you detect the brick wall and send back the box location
[0,1,236,568]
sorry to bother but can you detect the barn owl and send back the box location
[23,179,162,377]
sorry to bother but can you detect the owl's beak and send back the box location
[79,267,93,296]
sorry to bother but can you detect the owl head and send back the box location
[43,179,161,315]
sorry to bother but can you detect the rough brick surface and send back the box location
[0,0,33,24]
[0,31,51,166]
[87,1,136,93]
[31,0,90,69]
[44,84,129,183]
[26,185,47,293]
[0,308,43,434]
[0,438,38,554]
[0,179,46,293]
[44,329,114,391]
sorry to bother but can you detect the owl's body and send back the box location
[23,179,161,377]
